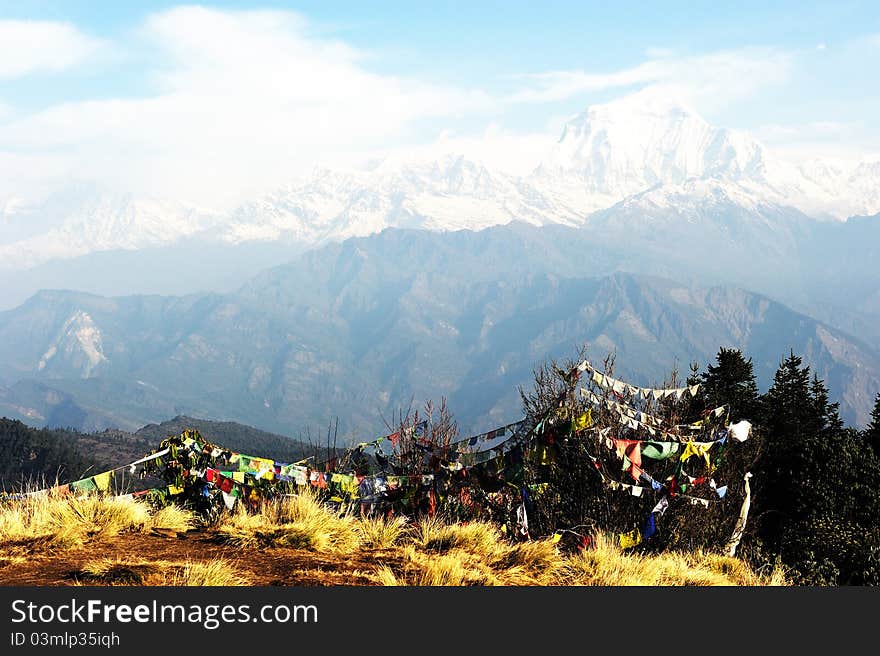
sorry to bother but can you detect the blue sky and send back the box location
[0,1,878,206]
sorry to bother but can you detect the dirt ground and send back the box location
[0,530,400,586]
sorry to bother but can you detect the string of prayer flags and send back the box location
[451,420,526,454]
[586,364,700,401]
[580,387,723,441]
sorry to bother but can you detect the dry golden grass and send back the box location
[214,490,361,553]
[149,504,198,533]
[78,558,161,585]
[413,517,507,558]
[75,557,249,586]
[0,490,785,586]
[377,545,500,585]
[555,533,787,586]
[0,493,197,551]
[380,522,786,586]
[356,515,408,548]
[167,559,250,586]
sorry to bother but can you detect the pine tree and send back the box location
[753,351,814,557]
[700,348,760,421]
[810,374,844,436]
[866,393,880,456]
[755,354,880,584]
[761,350,813,439]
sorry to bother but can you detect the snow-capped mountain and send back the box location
[533,91,770,212]
[216,92,880,245]
[0,184,223,270]
[2,91,879,271]
[217,155,582,246]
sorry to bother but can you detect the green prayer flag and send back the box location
[70,477,98,493]
[642,441,681,460]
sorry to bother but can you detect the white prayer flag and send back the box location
[729,420,751,442]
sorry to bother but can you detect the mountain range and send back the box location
[0,226,877,438]
[2,91,879,282]
[0,91,877,439]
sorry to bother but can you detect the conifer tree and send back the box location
[700,348,760,421]
[761,350,812,439]
[810,374,844,436]
[866,393,880,456]
[755,354,880,584]
[753,351,814,556]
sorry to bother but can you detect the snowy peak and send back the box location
[220,153,577,245]
[0,184,223,270]
[538,92,768,192]
[2,91,880,271]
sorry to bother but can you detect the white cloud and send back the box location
[753,120,875,162]
[508,47,794,111]
[755,121,851,141]
[0,6,495,207]
[0,8,872,210]
[0,20,103,79]
[371,123,555,177]
[508,61,666,104]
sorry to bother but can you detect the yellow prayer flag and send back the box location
[680,441,714,472]
[92,471,113,492]
[168,484,184,496]
[233,472,246,483]
[619,529,642,549]
[573,409,593,432]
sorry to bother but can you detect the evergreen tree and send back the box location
[761,350,813,439]
[810,374,844,436]
[753,352,814,557]
[866,393,880,456]
[754,354,880,584]
[700,348,760,421]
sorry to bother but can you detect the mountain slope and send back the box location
[0,228,877,435]
[134,415,311,463]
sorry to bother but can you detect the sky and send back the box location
[0,1,878,208]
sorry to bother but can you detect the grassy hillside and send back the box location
[0,490,786,586]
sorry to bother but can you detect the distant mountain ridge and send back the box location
[0,227,877,437]
[2,91,879,274]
